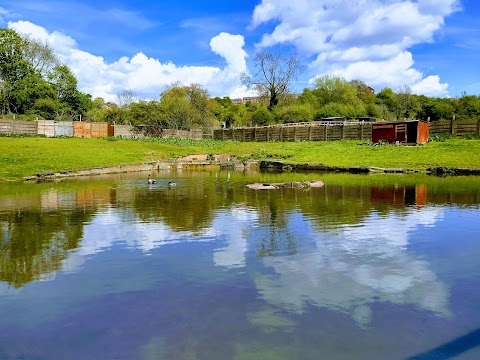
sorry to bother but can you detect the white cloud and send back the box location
[411,75,449,97]
[251,0,459,95]
[255,208,451,326]
[7,21,250,101]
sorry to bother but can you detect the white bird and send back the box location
[168,181,176,187]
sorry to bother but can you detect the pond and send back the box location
[0,170,479,359]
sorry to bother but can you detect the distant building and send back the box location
[226,94,298,105]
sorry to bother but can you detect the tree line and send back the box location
[1,28,480,131]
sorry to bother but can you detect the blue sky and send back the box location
[1,0,479,101]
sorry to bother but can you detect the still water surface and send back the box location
[0,171,479,359]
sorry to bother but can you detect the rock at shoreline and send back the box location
[246,180,324,190]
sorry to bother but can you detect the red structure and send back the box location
[372,120,429,144]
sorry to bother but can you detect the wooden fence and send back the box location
[429,119,480,136]
[0,120,202,139]
[0,120,37,136]
[214,119,480,142]
[214,122,374,142]
[2,119,479,141]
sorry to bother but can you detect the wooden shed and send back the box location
[372,120,429,144]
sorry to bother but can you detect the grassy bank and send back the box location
[1,135,480,181]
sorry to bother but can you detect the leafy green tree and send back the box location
[311,75,359,106]
[395,85,420,119]
[274,104,312,123]
[350,79,375,105]
[376,87,397,119]
[0,28,36,114]
[251,106,274,126]
[158,84,218,130]
[309,75,366,118]
[456,95,480,120]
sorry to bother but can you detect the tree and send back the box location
[241,51,303,111]
[158,84,217,130]
[0,28,35,114]
[310,75,366,118]
[116,89,138,108]
[23,35,59,77]
[395,85,420,119]
[251,106,274,126]
[274,104,312,123]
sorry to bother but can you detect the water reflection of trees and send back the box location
[0,209,94,288]
[0,174,478,288]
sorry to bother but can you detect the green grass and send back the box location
[1,135,480,180]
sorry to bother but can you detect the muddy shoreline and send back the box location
[22,157,480,182]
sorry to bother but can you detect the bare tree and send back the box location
[23,36,60,77]
[241,51,303,111]
[116,89,138,108]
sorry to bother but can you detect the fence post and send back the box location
[324,125,328,141]
[450,118,454,135]
[243,128,246,142]
[360,123,364,140]
[293,126,296,141]
[478,120,480,136]
[267,126,269,141]
[342,124,346,140]
[254,127,257,141]
[280,126,283,141]
[308,126,312,141]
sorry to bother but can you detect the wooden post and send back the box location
[450,118,454,135]
[308,126,312,141]
[342,124,346,140]
[254,127,257,142]
[280,126,283,142]
[267,126,269,141]
[477,120,480,136]
[243,128,246,142]
[360,123,364,140]
[293,126,296,141]
[324,125,328,141]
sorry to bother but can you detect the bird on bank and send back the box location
[147,175,157,184]
[168,181,176,187]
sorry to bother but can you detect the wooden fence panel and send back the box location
[37,120,55,137]
[232,129,243,141]
[310,126,325,141]
[268,127,280,141]
[344,124,361,140]
[73,122,91,138]
[0,120,37,135]
[9,121,37,135]
[114,124,134,138]
[55,121,74,137]
[90,122,112,138]
[0,120,13,134]
[429,120,451,134]
[243,128,254,142]
[295,126,309,141]
[454,120,478,136]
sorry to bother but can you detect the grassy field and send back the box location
[1,135,480,181]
